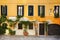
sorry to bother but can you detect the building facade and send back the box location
[0,0,60,36]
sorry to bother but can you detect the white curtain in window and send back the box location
[40,6,43,15]
[56,7,58,14]
[18,7,22,16]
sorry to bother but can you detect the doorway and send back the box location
[38,22,45,35]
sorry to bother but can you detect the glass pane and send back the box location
[29,23,33,29]
[17,5,24,16]
[1,5,7,16]
[38,6,45,17]
[18,23,22,29]
[28,6,33,16]
[40,7,43,14]
[54,6,59,18]
[18,7,22,16]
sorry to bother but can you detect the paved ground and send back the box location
[0,35,60,40]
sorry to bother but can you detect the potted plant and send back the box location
[8,28,15,35]
[0,23,8,35]
[23,25,28,36]
[0,15,7,35]
[20,21,30,36]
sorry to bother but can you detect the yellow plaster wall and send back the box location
[0,0,60,24]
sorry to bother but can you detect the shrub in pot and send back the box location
[0,26,6,35]
[8,28,15,35]
[23,25,28,36]
[20,21,30,36]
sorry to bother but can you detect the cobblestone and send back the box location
[0,35,60,40]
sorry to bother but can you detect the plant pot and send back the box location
[23,31,28,36]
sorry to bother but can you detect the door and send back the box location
[39,23,44,35]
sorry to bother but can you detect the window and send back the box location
[1,5,7,16]
[18,23,22,29]
[38,5,45,17]
[17,5,24,16]
[29,23,33,29]
[28,6,33,16]
[54,6,59,18]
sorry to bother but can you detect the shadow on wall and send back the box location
[48,24,60,35]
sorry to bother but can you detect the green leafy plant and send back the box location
[20,21,30,26]
[16,15,23,22]
[7,19,15,27]
[8,28,15,35]
[0,15,7,22]
[0,23,8,35]
[0,26,6,35]
[2,23,8,29]
[20,21,31,36]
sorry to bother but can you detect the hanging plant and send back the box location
[16,15,23,22]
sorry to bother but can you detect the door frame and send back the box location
[38,22,45,36]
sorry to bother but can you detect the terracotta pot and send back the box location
[23,32,28,36]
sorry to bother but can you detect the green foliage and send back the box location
[7,19,15,27]
[0,15,7,24]
[20,21,31,32]
[2,23,8,29]
[0,18,2,24]
[0,27,5,35]
[16,15,23,22]
[20,21,30,26]
[0,15,7,22]
[8,28,15,35]
[0,24,7,35]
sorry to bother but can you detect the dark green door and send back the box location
[39,23,44,35]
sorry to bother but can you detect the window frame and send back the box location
[1,5,7,16]
[17,5,24,16]
[28,5,34,16]
[38,22,45,35]
[54,6,59,18]
[18,23,23,29]
[38,5,45,18]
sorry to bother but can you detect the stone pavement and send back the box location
[0,35,60,40]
